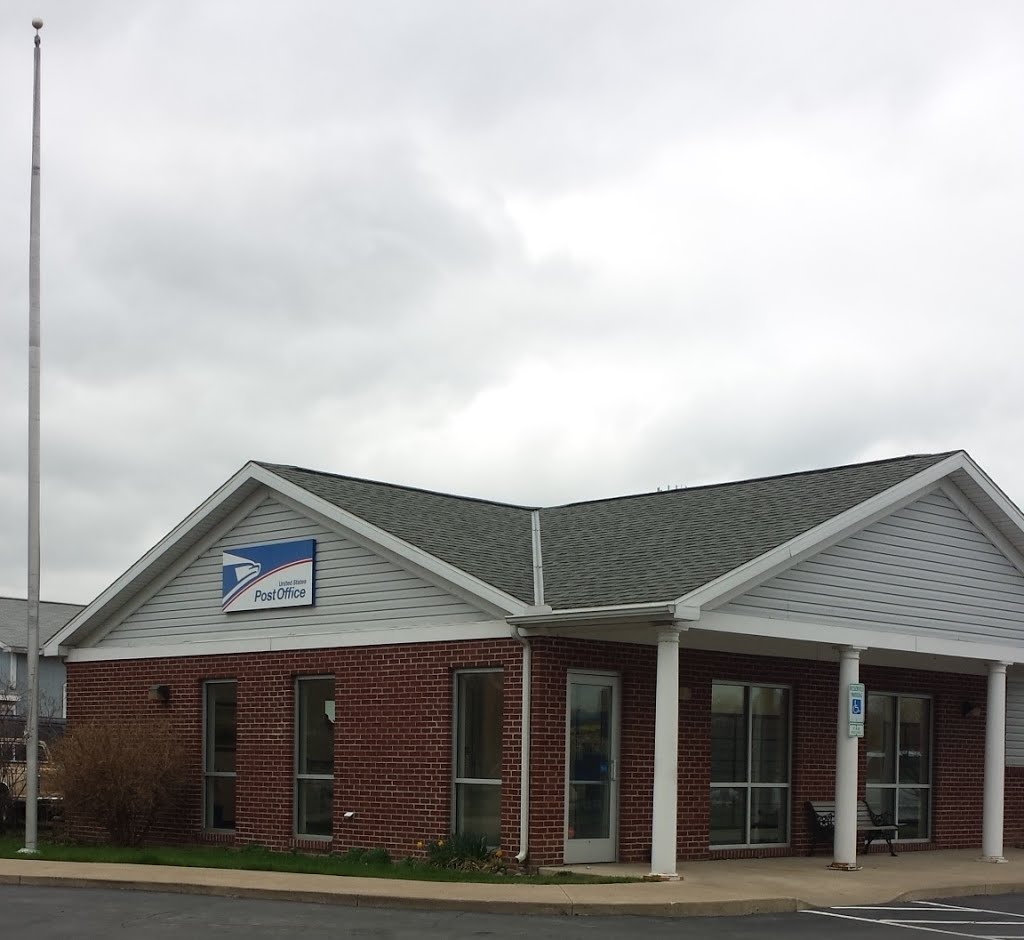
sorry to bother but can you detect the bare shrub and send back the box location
[51,718,189,846]
[0,689,64,834]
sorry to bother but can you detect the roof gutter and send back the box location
[509,601,697,628]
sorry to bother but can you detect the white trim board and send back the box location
[46,465,264,653]
[70,488,270,650]
[64,619,513,663]
[697,610,1023,665]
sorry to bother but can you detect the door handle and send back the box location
[610,758,617,782]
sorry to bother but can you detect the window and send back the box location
[866,692,931,839]
[296,677,334,837]
[453,670,502,845]
[710,683,791,847]
[203,681,237,831]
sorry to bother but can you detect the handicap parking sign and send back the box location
[848,683,865,737]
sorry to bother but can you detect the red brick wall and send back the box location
[67,639,523,856]
[685,656,987,860]
[527,637,658,865]
[67,640,993,865]
[1007,767,1024,848]
[526,641,989,863]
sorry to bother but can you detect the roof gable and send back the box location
[92,493,500,651]
[537,452,957,609]
[720,487,1024,645]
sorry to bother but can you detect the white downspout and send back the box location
[512,625,531,865]
[512,509,544,865]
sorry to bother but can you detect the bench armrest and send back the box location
[864,804,898,828]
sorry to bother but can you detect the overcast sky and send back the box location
[1,1,1022,605]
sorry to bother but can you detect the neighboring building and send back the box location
[0,597,81,720]
[45,451,1024,874]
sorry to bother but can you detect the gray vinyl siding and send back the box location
[5,653,66,717]
[97,494,494,648]
[720,490,1024,646]
[1008,674,1024,766]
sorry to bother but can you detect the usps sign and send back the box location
[222,539,316,612]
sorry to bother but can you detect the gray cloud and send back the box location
[1,0,1023,601]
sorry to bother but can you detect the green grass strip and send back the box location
[0,837,638,885]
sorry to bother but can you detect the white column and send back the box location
[831,646,864,871]
[650,625,681,879]
[982,661,1010,863]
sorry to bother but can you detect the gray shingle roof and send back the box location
[539,452,956,608]
[261,452,958,611]
[0,597,85,650]
[260,464,535,604]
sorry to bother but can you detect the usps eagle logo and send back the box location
[221,539,316,612]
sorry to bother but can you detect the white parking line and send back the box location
[916,902,1024,919]
[803,900,1024,938]
[803,908,996,937]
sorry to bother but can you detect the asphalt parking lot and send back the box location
[7,885,1024,939]
[800,897,1024,938]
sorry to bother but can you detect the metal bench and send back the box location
[806,799,900,857]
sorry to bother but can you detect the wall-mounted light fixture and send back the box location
[962,701,982,719]
[147,684,171,704]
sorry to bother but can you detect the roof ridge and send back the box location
[257,461,538,512]
[543,450,962,511]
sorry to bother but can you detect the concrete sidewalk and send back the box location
[0,849,1023,917]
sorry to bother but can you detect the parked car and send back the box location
[0,737,61,831]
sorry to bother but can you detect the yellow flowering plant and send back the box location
[423,832,507,873]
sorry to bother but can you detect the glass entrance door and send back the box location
[565,672,619,863]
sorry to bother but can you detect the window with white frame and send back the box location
[453,670,502,845]
[203,680,237,831]
[866,692,931,840]
[710,682,791,847]
[295,677,334,838]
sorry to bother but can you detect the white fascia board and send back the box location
[508,601,678,627]
[69,489,272,652]
[63,619,511,663]
[699,609,1024,665]
[939,480,1024,577]
[677,452,969,612]
[44,462,265,655]
[253,465,528,618]
[958,452,1024,530]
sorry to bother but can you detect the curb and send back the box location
[0,873,573,916]
[0,871,808,918]
[5,870,1024,918]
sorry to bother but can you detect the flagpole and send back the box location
[21,17,43,856]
